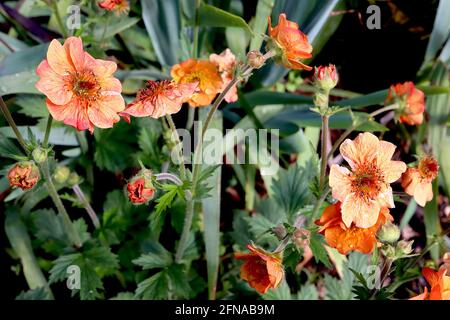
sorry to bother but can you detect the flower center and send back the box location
[139,80,173,104]
[71,71,100,99]
[418,157,439,181]
[350,163,384,201]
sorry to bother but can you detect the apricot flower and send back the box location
[98,0,129,14]
[171,58,222,107]
[329,132,406,228]
[401,156,438,207]
[316,202,392,255]
[127,169,155,204]
[386,81,425,125]
[410,267,450,300]
[267,13,313,71]
[35,37,124,133]
[235,244,284,294]
[7,161,40,190]
[120,80,197,119]
[210,49,237,103]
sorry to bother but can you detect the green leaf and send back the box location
[249,0,275,51]
[94,121,135,172]
[423,0,450,64]
[135,270,169,299]
[0,133,24,159]
[198,107,222,300]
[0,43,48,76]
[198,4,252,33]
[141,0,181,66]
[0,70,39,95]
[272,163,313,217]
[133,245,173,270]
[309,232,331,268]
[93,16,139,39]
[263,280,291,299]
[32,209,71,248]
[297,284,319,300]
[154,184,181,216]
[16,287,53,300]
[167,264,192,299]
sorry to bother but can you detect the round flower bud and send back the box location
[67,172,82,187]
[247,51,265,69]
[7,161,40,190]
[32,147,48,164]
[377,221,400,244]
[127,169,156,204]
[53,166,71,184]
[314,64,338,91]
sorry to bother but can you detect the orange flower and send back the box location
[171,58,223,107]
[386,81,425,125]
[35,37,125,134]
[120,80,197,119]
[401,156,439,207]
[410,267,450,300]
[329,132,406,228]
[267,13,313,71]
[98,0,129,14]
[235,244,284,294]
[7,161,40,190]
[316,202,392,255]
[210,49,237,103]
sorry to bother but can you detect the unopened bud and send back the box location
[314,64,338,91]
[67,172,82,187]
[247,50,265,69]
[377,221,400,244]
[32,147,47,164]
[53,166,71,184]
[396,240,414,256]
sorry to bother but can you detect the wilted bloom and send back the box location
[210,49,237,103]
[267,13,313,71]
[235,244,284,294]
[314,64,338,90]
[171,58,222,107]
[7,161,40,190]
[329,132,406,228]
[98,0,129,14]
[386,81,425,125]
[410,267,450,300]
[247,50,265,69]
[316,202,392,255]
[401,156,439,207]
[127,169,155,204]
[120,80,197,119]
[35,37,125,133]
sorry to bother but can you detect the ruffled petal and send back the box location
[329,164,352,202]
[46,39,74,75]
[340,132,379,169]
[35,60,73,105]
[342,194,379,228]
[46,98,92,132]
[87,92,124,129]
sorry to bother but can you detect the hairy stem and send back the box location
[165,114,186,180]
[0,96,29,154]
[72,184,100,229]
[43,115,53,148]
[41,160,81,247]
[319,115,329,191]
[51,0,67,38]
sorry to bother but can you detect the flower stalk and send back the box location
[0,97,29,155]
[165,115,186,180]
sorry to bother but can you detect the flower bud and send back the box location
[32,147,47,164]
[314,64,338,90]
[67,172,82,187]
[7,161,40,190]
[380,244,396,259]
[247,51,265,69]
[396,240,414,256]
[127,169,156,204]
[377,221,400,244]
[53,166,71,184]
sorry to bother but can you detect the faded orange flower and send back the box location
[235,244,284,294]
[35,37,124,133]
[386,81,425,125]
[410,267,450,300]
[171,58,222,107]
[316,202,392,255]
[210,49,237,103]
[329,132,406,228]
[98,0,129,14]
[120,80,197,119]
[127,169,155,204]
[267,13,313,71]
[7,161,40,190]
[401,156,439,207]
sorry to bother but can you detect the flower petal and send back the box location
[46,39,74,75]
[329,164,352,202]
[414,181,433,207]
[46,98,92,132]
[35,60,73,105]
[87,92,124,129]
[342,194,379,228]
[340,132,379,169]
